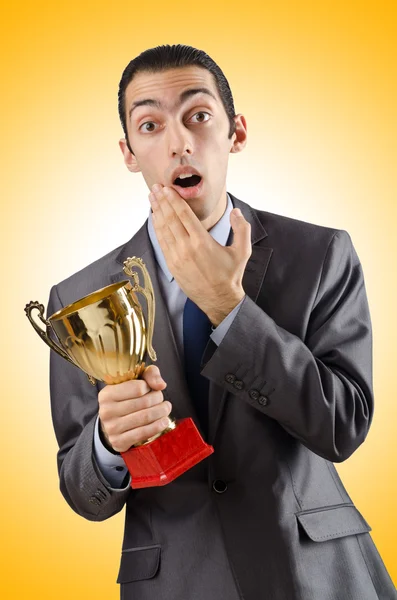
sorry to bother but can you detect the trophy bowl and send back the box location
[25,257,214,488]
[47,279,148,385]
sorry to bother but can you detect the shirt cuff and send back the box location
[93,415,129,488]
[210,296,245,346]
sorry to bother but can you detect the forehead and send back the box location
[125,66,220,110]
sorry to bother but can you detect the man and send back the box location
[47,44,396,599]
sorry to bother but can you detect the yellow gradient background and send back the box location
[1,1,396,597]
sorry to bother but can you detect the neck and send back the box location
[201,191,228,231]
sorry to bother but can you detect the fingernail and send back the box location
[234,208,242,217]
[152,184,162,193]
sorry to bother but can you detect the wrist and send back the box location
[206,288,245,327]
[98,419,121,455]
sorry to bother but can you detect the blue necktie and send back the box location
[183,298,212,437]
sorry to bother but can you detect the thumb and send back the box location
[142,364,167,389]
[230,208,251,255]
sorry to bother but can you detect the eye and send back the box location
[139,121,158,133]
[188,111,211,124]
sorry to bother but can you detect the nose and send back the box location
[167,121,193,157]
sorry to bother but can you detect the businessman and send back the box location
[47,44,396,599]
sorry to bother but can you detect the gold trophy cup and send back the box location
[25,257,214,488]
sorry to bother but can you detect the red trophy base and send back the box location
[120,418,214,489]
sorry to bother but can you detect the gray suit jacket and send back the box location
[47,194,396,600]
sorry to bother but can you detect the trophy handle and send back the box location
[24,300,96,386]
[123,257,157,362]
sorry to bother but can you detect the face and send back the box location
[119,66,247,230]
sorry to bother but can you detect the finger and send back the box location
[150,189,177,247]
[161,186,204,238]
[150,193,177,267]
[112,416,172,451]
[149,188,170,238]
[230,208,252,257]
[99,378,151,403]
[149,190,165,228]
[152,186,189,242]
[99,389,165,420]
[117,400,172,434]
[142,364,167,389]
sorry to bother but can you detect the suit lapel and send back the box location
[107,195,274,444]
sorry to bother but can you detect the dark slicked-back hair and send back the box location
[118,44,236,153]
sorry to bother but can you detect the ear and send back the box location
[230,114,247,154]
[119,138,141,173]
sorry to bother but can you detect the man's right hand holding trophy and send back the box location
[98,365,171,453]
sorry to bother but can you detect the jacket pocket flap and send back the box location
[117,545,161,584]
[296,504,371,542]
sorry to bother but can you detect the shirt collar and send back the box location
[147,193,234,282]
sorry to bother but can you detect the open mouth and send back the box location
[173,174,202,188]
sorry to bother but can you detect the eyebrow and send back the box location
[128,87,217,120]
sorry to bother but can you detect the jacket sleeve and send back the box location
[47,284,131,521]
[201,230,374,463]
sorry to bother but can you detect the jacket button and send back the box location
[249,389,260,400]
[233,379,244,390]
[225,373,236,384]
[212,480,228,494]
[258,395,269,407]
